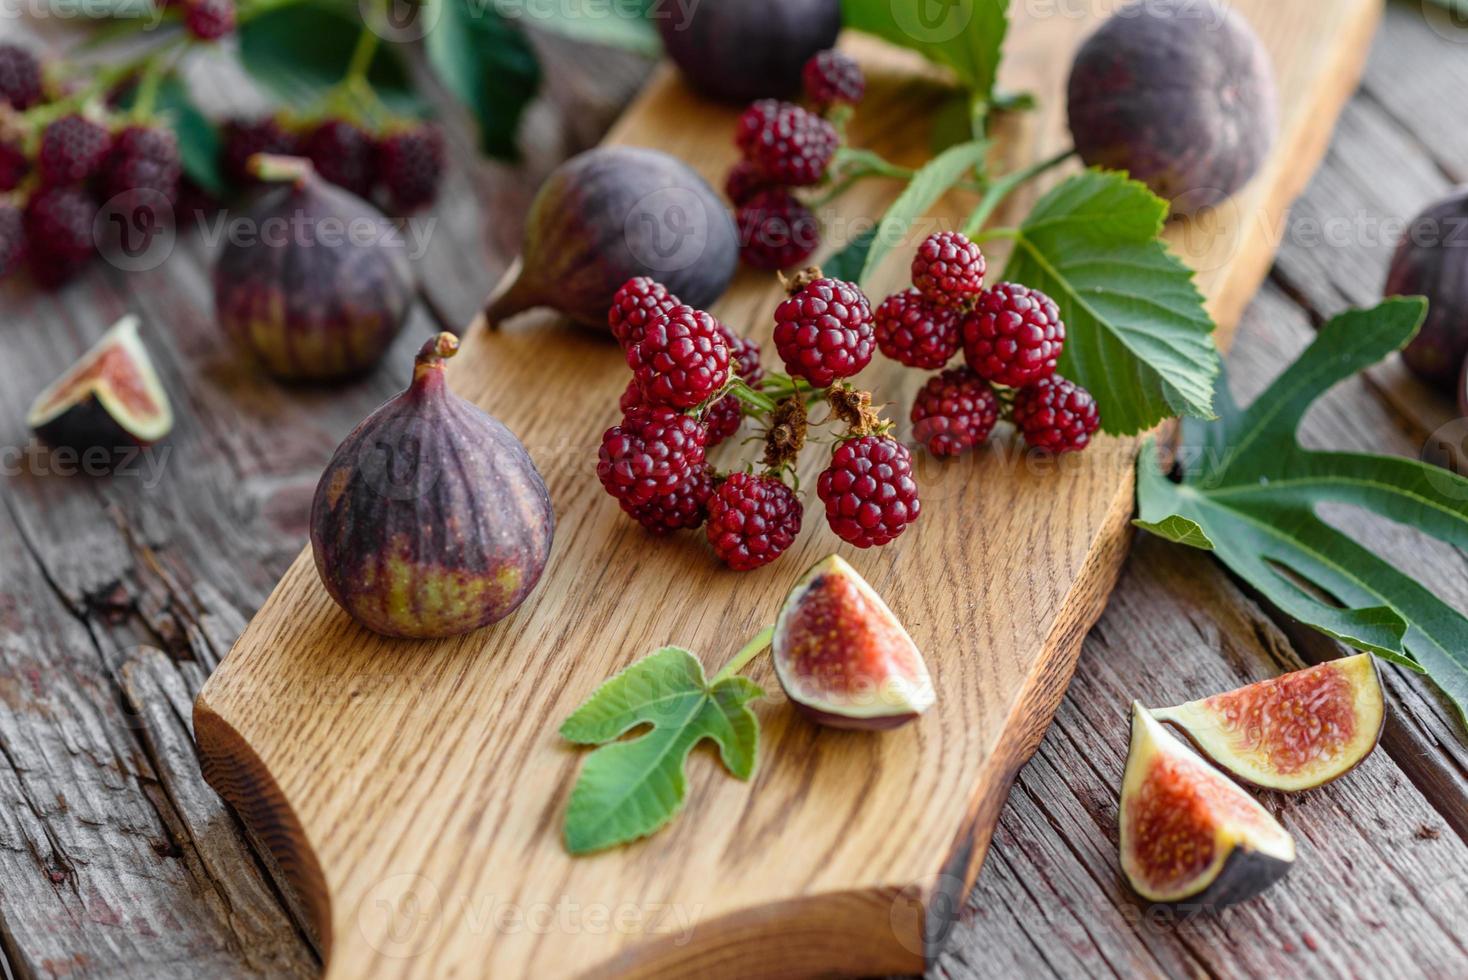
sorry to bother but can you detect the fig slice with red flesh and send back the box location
[771,554,935,730]
[1150,654,1385,792]
[27,315,173,450]
[1120,704,1295,907]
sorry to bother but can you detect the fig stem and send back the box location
[413,332,460,382]
[711,626,774,685]
[250,153,314,185]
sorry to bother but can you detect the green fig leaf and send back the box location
[1000,169,1220,434]
[1136,297,1468,726]
[842,0,1010,103]
[561,647,763,854]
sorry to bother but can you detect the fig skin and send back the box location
[1385,188,1468,392]
[1067,0,1278,217]
[310,332,554,639]
[1151,654,1385,792]
[772,554,936,730]
[1120,705,1295,908]
[27,314,173,453]
[656,0,840,104]
[485,146,737,330]
[213,157,415,382]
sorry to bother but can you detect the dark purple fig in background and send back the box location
[311,333,554,639]
[485,146,737,330]
[213,155,414,382]
[1150,654,1384,792]
[27,314,174,452]
[1067,0,1278,217]
[1120,704,1295,908]
[1386,188,1468,392]
[656,0,841,104]
[772,555,935,730]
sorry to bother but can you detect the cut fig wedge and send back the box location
[27,315,173,450]
[772,554,935,730]
[1120,704,1295,907]
[1151,654,1385,792]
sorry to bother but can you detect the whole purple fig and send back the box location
[656,0,840,104]
[311,333,554,639]
[485,146,737,330]
[1386,188,1468,393]
[213,156,414,382]
[1067,0,1278,217]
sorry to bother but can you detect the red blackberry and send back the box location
[716,322,764,386]
[619,376,649,415]
[706,472,803,571]
[0,43,42,110]
[608,276,679,350]
[627,304,732,409]
[302,119,375,197]
[817,435,920,548]
[0,141,28,192]
[911,231,986,308]
[703,393,743,447]
[772,275,875,388]
[24,185,97,286]
[597,407,708,506]
[1012,375,1100,453]
[184,0,236,40]
[737,189,819,270]
[802,50,865,109]
[376,124,445,211]
[724,160,769,206]
[221,117,299,184]
[735,100,838,187]
[623,466,713,536]
[38,115,111,186]
[874,287,961,369]
[910,367,999,457]
[962,282,1065,387]
[97,125,181,202]
[0,201,24,278]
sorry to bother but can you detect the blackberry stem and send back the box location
[962,146,1077,236]
[711,626,775,684]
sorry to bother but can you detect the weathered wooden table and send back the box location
[3,5,1467,977]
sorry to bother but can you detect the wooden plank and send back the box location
[192,2,1384,976]
[944,533,1468,979]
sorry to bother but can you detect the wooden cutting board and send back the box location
[194,2,1380,975]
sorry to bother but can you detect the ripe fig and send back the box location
[213,156,415,382]
[1150,654,1384,792]
[1067,0,1278,217]
[27,314,173,451]
[771,554,935,730]
[1120,704,1295,907]
[485,146,738,331]
[1385,188,1468,392]
[656,0,840,104]
[310,333,554,639]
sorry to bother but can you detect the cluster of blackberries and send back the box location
[597,270,922,571]
[874,231,1101,455]
[725,49,865,271]
[221,115,445,213]
[0,44,183,286]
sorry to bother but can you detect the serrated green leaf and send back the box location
[859,139,989,288]
[238,6,425,116]
[561,647,763,854]
[495,0,659,53]
[843,0,1009,101]
[1001,169,1219,434]
[426,0,541,159]
[1137,297,1468,726]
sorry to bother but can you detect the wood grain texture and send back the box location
[193,3,1383,976]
